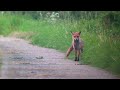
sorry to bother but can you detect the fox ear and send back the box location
[70,31,73,35]
[79,31,81,34]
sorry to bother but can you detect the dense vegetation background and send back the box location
[0,11,120,75]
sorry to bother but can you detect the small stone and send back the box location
[36,56,43,59]
[31,71,35,73]
[14,57,23,59]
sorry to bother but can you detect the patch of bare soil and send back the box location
[0,37,119,79]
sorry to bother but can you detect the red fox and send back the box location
[66,31,84,61]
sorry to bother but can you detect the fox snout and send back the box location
[74,37,79,40]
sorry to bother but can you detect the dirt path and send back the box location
[0,37,119,79]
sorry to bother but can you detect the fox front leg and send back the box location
[74,50,78,61]
[77,50,80,61]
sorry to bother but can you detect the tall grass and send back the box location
[0,13,120,75]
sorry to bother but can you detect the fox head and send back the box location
[71,31,81,41]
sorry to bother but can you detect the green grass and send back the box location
[0,14,120,76]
